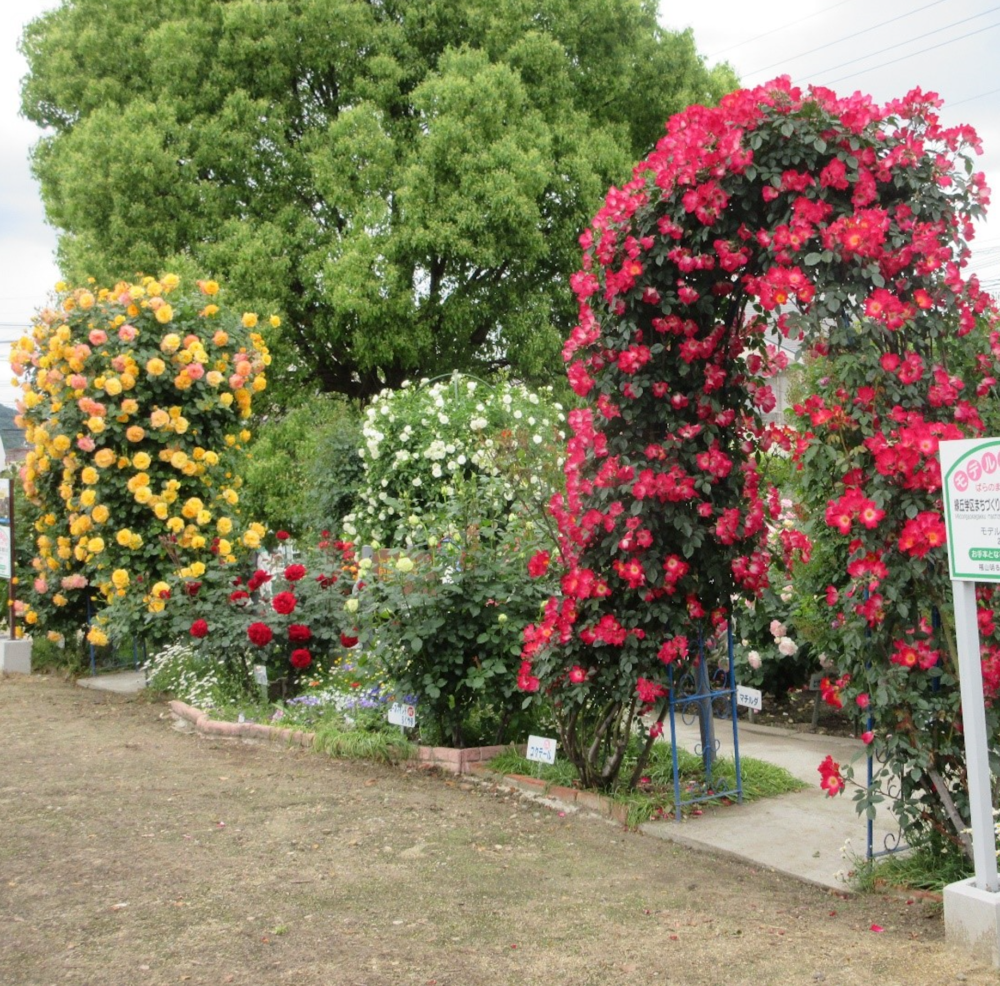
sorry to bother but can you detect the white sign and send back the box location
[0,525,11,580]
[736,685,762,711]
[526,735,557,764]
[940,437,1000,582]
[253,664,269,686]
[388,703,416,728]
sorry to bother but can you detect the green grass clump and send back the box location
[312,722,415,764]
[486,741,805,827]
[850,841,970,894]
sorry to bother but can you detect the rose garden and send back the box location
[8,12,1000,968]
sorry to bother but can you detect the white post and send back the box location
[951,578,999,892]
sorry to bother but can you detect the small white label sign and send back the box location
[940,437,1000,582]
[736,685,762,710]
[388,703,416,728]
[253,664,269,686]
[526,735,557,764]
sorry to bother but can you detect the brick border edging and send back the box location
[168,700,316,748]
[167,701,628,821]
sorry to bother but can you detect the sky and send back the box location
[0,0,998,408]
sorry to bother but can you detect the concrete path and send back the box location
[73,669,896,891]
[76,669,146,693]
[642,716,900,890]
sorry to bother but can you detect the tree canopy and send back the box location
[20,0,736,400]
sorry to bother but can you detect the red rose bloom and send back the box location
[229,589,250,605]
[276,530,290,541]
[340,633,359,649]
[288,624,312,643]
[183,581,202,597]
[190,619,209,638]
[246,569,272,592]
[272,591,297,615]
[290,648,312,669]
[284,564,307,582]
[248,622,273,646]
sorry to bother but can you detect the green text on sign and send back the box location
[970,548,1000,561]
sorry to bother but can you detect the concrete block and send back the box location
[944,877,1000,967]
[0,639,31,674]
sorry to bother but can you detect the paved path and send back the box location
[643,717,899,890]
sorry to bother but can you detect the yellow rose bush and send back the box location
[13,275,273,644]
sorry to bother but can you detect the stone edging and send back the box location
[168,700,628,822]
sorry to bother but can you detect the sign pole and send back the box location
[951,578,999,891]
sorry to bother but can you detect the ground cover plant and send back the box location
[487,744,805,827]
[518,73,1000,837]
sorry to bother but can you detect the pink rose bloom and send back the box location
[185,362,205,381]
[33,578,48,594]
[118,324,137,342]
[69,374,87,390]
[769,619,787,639]
[747,650,762,670]
[777,636,798,656]
[88,329,108,346]
[229,373,246,390]
[76,436,96,452]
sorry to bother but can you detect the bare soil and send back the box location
[0,673,988,986]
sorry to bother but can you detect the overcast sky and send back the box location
[0,0,998,407]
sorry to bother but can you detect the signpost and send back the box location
[0,477,29,673]
[939,438,1000,964]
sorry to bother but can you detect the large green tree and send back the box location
[21,0,735,399]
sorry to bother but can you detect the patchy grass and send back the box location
[312,720,416,764]
[850,842,970,895]
[487,741,804,826]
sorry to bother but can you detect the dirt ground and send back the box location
[0,674,992,986]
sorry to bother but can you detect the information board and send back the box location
[940,438,1000,582]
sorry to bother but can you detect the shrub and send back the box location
[12,275,274,645]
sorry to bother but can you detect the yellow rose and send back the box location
[189,561,206,578]
[134,487,152,505]
[200,279,219,296]
[161,333,181,353]
[78,290,95,310]
[86,626,108,646]
[241,312,258,328]
[120,398,139,415]
[51,434,71,453]
[80,489,96,508]
[52,593,68,607]
[269,315,281,328]
[132,451,152,470]
[216,538,232,555]
[243,530,261,549]
[87,416,106,434]
[104,377,122,396]
[161,273,180,292]
[154,304,174,324]
[153,502,169,520]
[173,373,192,391]
[81,466,98,485]
[94,448,116,469]
[166,517,184,534]
[216,516,233,535]
[92,504,110,524]
[126,425,145,442]
[87,537,105,554]
[129,533,143,550]
[127,472,150,492]
[206,370,223,388]
[111,569,129,590]
[115,528,133,547]
[219,393,234,407]
[181,497,203,519]
[150,409,170,429]
[146,357,166,376]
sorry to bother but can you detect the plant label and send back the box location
[808,672,824,691]
[736,685,762,710]
[253,664,268,686]
[526,735,557,764]
[388,703,416,728]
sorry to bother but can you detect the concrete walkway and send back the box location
[75,670,895,891]
[76,669,146,694]
[642,716,900,890]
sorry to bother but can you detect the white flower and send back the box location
[777,636,798,656]
[769,619,787,639]
[513,409,523,419]
[747,650,762,670]
[470,416,488,431]
[431,464,442,478]
[532,434,542,444]
[412,477,422,487]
